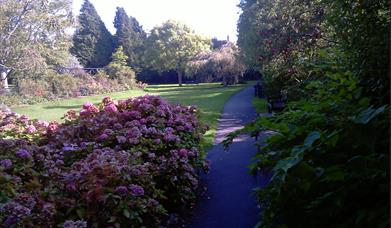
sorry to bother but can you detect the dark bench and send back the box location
[266,92,286,113]
[253,82,265,98]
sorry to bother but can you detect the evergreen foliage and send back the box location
[113,7,146,72]
[106,46,136,89]
[71,0,114,68]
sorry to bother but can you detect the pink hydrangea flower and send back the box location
[104,103,118,113]
[178,149,188,157]
[129,184,144,196]
[82,102,94,110]
[98,133,109,141]
[47,122,59,133]
[16,149,31,158]
[115,186,128,195]
[116,136,127,144]
[0,159,12,169]
[26,125,36,134]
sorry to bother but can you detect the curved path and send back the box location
[188,86,269,228]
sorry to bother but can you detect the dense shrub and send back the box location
[2,69,146,106]
[76,70,122,96]
[0,111,51,140]
[226,67,389,227]
[226,47,389,228]
[0,95,208,227]
[234,0,389,226]
[17,78,51,98]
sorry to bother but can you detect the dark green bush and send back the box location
[225,56,389,227]
[233,0,389,226]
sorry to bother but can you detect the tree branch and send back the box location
[3,0,34,42]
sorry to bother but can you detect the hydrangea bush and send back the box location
[0,95,208,227]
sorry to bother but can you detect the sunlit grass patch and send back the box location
[11,82,248,148]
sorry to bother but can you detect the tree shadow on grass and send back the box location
[145,85,228,93]
[159,93,223,105]
[43,105,81,110]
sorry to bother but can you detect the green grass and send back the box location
[253,97,268,113]
[11,83,248,148]
[11,90,146,121]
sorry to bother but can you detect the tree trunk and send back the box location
[178,71,183,86]
[222,75,228,87]
[234,74,239,84]
[1,70,9,91]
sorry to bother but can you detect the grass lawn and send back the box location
[11,83,249,148]
[252,97,268,113]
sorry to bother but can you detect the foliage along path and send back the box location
[188,86,269,227]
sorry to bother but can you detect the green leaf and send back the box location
[0,174,11,184]
[325,131,340,147]
[352,106,386,124]
[0,191,10,203]
[108,216,117,223]
[291,145,306,156]
[76,208,86,218]
[272,156,303,174]
[323,166,345,182]
[123,208,130,218]
[304,131,320,147]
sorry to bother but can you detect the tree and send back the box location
[71,0,113,68]
[0,0,74,85]
[144,20,211,86]
[211,38,228,50]
[237,0,325,95]
[113,7,146,72]
[186,42,245,86]
[106,46,136,88]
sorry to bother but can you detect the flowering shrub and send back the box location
[0,69,148,107]
[0,111,54,139]
[0,95,208,227]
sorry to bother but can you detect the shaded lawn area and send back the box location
[11,83,249,148]
[252,97,267,113]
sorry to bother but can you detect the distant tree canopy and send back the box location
[211,38,228,50]
[113,7,146,72]
[0,0,74,78]
[71,0,114,68]
[144,20,211,86]
[186,42,245,86]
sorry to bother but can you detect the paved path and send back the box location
[188,86,270,228]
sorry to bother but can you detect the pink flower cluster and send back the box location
[0,95,208,227]
[0,111,55,139]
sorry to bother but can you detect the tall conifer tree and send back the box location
[113,7,146,71]
[71,0,113,68]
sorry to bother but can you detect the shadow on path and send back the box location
[188,86,270,228]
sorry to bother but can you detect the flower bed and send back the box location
[0,95,208,227]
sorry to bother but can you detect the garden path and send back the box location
[188,86,270,228]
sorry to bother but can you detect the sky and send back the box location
[72,0,241,42]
